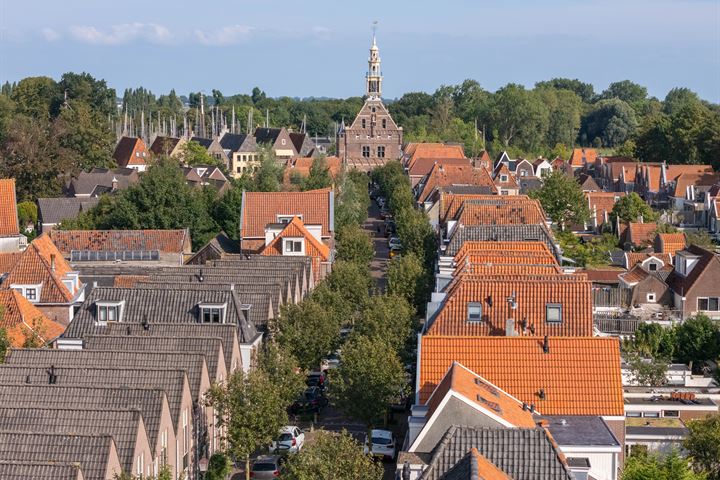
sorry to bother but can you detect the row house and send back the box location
[415,164,497,211]
[407,156,470,188]
[37,197,99,233]
[183,165,230,194]
[597,161,640,192]
[190,136,229,166]
[0,383,174,479]
[568,148,599,172]
[66,168,139,198]
[283,156,342,190]
[149,136,187,158]
[219,132,258,177]
[0,290,65,347]
[584,192,625,232]
[667,171,720,227]
[239,188,335,254]
[403,142,465,169]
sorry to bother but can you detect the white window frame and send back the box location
[183,409,189,455]
[199,302,227,324]
[467,302,483,322]
[647,293,657,303]
[277,214,302,224]
[95,301,125,325]
[546,303,563,324]
[283,237,305,255]
[9,284,43,303]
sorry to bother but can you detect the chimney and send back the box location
[543,335,550,354]
[538,388,546,400]
[50,254,56,273]
[47,365,57,385]
[111,176,119,191]
[198,269,204,283]
[505,318,517,337]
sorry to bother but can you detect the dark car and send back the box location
[305,372,327,391]
[289,387,329,415]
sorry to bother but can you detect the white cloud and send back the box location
[194,25,253,46]
[41,28,61,42]
[69,23,173,45]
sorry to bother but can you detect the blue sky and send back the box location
[1,0,718,102]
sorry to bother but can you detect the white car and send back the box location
[270,426,305,453]
[388,237,402,250]
[363,429,396,460]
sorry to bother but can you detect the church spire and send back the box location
[366,22,382,98]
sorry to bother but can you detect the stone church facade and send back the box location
[338,35,403,170]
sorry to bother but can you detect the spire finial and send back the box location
[372,20,378,45]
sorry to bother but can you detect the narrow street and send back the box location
[364,199,389,291]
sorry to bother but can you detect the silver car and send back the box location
[250,455,283,479]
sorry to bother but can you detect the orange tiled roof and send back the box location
[619,265,650,285]
[408,157,470,177]
[569,148,597,167]
[1,234,77,303]
[406,143,465,169]
[0,252,21,274]
[625,252,672,269]
[640,164,663,193]
[454,250,559,268]
[492,164,519,189]
[0,179,20,237]
[672,172,720,198]
[665,164,714,180]
[261,216,330,283]
[608,162,638,181]
[427,273,592,337]
[456,199,545,226]
[585,192,625,226]
[48,229,190,254]
[453,263,561,278]
[418,336,624,415]
[240,189,333,239]
[0,290,65,347]
[113,275,151,288]
[426,362,536,429]
[419,165,496,204]
[283,156,342,187]
[471,449,513,480]
[655,233,686,255]
[452,241,556,263]
[440,194,499,225]
[626,222,658,246]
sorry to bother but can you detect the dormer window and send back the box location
[25,288,37,301]
[96,301,125,325]
[283,238,304,255]
[467,303,483,322]
[546,304,562,324]
[500,175,508,182]
[10,284,43,303]
[277,214,301,224]
[199,303,227,324]
[648,263,658,271]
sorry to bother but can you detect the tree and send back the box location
[335,225,374,267]
[664,88,701,115]
[205,369,287,480]
[601,80,648,107]
[536,78,595,102]
[0,324,9,364]
[283,429,383,480]
[622,450,707,480]
[530,170,589,230]
[556,231,618,267]
[629,322,676,359]
[275,299,341,371]
[580,98,638,147]
[537,87,583,149]
[334,171,370,232]
[684,414,720,480]
[625,352,668,387]
[686,231,714,249]
[257,342,306,407]
[326,261,372,306]
[303,156,333,191]
[181,140,220,167]
[490,83,549,151]
[330,335,407,435]
[10,76,60,119]
[611,192,658,224]
[16,201,37,230]
[205,452,232,480]
[355,294,414,354]
[675,314,720,368]
[250,146,283,192]
[211,183,244,241]
[387,252,428,310]
[395,207,436,267]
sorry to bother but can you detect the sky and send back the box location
[0,0,718,102]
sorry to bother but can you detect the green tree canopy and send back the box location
[675,315,720,368]
[303,156,333,191]
[580,98,638,147]
[326,260,372,306]
[276,299,341,371]
[335,224,374,267]
[611,192,658,224]
[530,170,590,229]
[257,342,306,407]
[622,450,707,480]
[684,414,720,480]
[284,430,383,480]
[387,252,429,311]
[355,294,415,354]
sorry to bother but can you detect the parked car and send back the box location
[376,196,386,207]
[388,237,402,250]
[269,426,305,453]
[306,372,327,391]
[251,455,284,478]
[320,352,341,371]
[363,429,396,460]
[289,387,329,415]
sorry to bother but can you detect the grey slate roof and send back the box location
[440,449,479,480]
[0,407,144,472]
[83,335,224,379]
[185,232,241,265]
[0,365,187,434]
[0,461,84,480]
[0,384,167,449]
[5,349,209,403]
[0,431,117,480]
[625,426,689,436]
[220,133,256,153]
[539,416,620,446]
[59,322,239,373]
[67,168,138,197]
[418,426,574,480]
[37,197,100,225]
[64,286,258,343]
[254,127,282,145]
[445,224,557,258]
[190,136,214,148]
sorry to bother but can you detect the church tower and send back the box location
[366,34,382,98]
[338,29,403,171]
